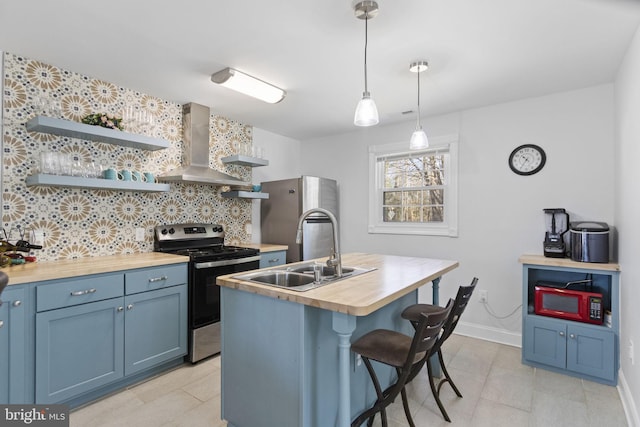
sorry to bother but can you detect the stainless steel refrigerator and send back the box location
[261,176,339,263]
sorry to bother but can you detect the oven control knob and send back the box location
[216,226,223,233]
[161,228,168,235]
[168,228,175,234]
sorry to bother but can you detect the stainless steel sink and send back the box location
[232,263,376,292]
[238,271,315,288]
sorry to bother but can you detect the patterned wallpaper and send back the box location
[2,52,253,261]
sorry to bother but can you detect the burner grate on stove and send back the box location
[166,245,259,261]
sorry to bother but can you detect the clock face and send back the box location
[508,144,546,175]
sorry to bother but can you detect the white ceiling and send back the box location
[2,0,640,141]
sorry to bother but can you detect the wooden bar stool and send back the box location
[401,277,478,422]
[350,302,452,427]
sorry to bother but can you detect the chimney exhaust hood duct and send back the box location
[157,103,250,186]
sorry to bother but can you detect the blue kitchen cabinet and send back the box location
[0,286,28,404]
[567,322,615,380]
[520,255,620,385]
[124,284,187,376]
[259,250,287,268]
[35,297,125,403]
[35,264,188,405]
[524,314,567,369]
[524,314,615,381]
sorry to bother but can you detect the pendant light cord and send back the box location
[416,69,421,128]
[364,15,369,94]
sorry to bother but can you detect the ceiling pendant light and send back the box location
[354,1,379,127]
[409,61,429,150]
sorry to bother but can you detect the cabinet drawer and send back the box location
[125,264,187,295]
[37,274,124,312]
[260,250,287,268]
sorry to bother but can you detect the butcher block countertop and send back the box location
[4,252,189,286]
[518,254,620,271]
[217,253,459,316]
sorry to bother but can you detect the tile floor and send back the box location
[70,334,628,427]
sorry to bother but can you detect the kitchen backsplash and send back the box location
[2,52,253,261]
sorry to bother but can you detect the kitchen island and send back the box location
[216,253,458,427]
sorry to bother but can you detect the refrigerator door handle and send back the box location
[304,217,332,224]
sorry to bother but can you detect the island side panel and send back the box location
[221,287,305,427]
[220,285,417,427]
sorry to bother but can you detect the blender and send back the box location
[543,208,569,258]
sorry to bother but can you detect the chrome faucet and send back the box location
[295,208,342,278]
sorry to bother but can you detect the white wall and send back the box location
[300,85,615,346]
[615,24,640,427]
[250,127,302,243]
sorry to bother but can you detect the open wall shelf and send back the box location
[221,191,269,199]
[221,155,269,167]
[26,116,170,151]
[26,174,170,192]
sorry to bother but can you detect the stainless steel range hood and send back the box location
[157,103,250,186]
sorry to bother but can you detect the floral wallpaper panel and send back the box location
[2,52,253,261]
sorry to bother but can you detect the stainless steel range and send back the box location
[154,223,260,363]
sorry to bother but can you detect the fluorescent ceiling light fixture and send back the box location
[211,68,285,104]
[409,61,429,150]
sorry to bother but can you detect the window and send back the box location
[368,135,458,236]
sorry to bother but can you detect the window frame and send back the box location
[368,134,459,237]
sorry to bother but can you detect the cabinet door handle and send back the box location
[148,276,168,283]
[569,333,576,339]
[268,258,280,264]
[559,331,565,337]
[117,306,124,312]
[0,320,4,328]
[127,304,134,310]
[12,300,21,307]
[70,288,97,296]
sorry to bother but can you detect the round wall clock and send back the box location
[508,144,546,175]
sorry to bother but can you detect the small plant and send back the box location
[81,113,123,131]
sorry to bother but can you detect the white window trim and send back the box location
[368,134,459,237]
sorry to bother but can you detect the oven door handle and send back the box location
[194,255,261,269]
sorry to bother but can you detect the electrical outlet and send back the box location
[135,228,145,242]
[33,231,45,246]
[479,290,488,304]
[630,340,635,365]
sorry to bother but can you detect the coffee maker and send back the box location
[543,208,569,258]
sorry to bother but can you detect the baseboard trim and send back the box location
[618,370,639,427]
[454,321,522,348]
